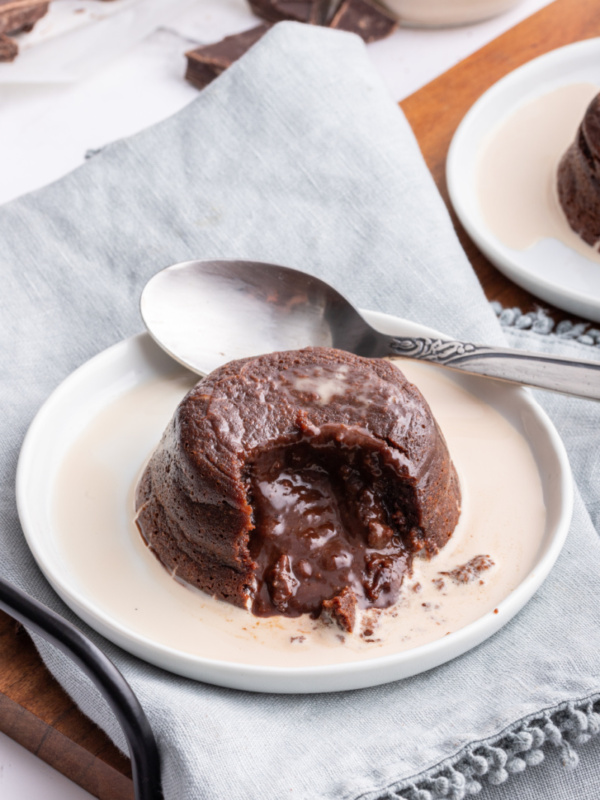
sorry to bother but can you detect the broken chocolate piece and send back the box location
[322,587,357,633]
[248,0,329,25]
[0,0,49,62]
[0,0,49,36]
[0,31,17,61]
[329,0,397,43]
[185,24,271,91]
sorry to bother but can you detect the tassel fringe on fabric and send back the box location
[491,302,600,346]
[374,697,600,799]
[372,300,600,799]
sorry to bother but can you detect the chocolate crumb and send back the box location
[290,635,306,643]
[440,555,495,585]
[321,587,357,633]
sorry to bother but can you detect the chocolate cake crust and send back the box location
[557,93,600,247]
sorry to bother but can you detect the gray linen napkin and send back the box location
[1,21,600,800]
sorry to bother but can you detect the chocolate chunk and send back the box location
[185,24,271,90]
[0,0,49,36]
[329,0,397,43]
[322,587,357,633]
[248,0,329,25]
[0,31,17,61]
[0,0,49,62]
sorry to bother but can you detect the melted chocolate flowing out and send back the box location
[135,348,461,633]
[248,432,415,623]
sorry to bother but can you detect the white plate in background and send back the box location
[447,38,600,323]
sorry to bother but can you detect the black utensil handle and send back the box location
[0,577,163,800]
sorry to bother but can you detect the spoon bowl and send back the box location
[141,259,600,399]
[140,259,386,376]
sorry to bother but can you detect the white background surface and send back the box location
[0,0,551,796]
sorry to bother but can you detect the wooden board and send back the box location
[1,1,599,796]
[0,613,132,799]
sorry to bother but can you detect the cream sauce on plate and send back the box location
[476,82,600,262]
[52,360,546,668]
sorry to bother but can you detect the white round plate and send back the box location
[16,314,572,693]
[447,38,600,323]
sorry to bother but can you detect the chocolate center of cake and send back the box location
[247,429,419,628]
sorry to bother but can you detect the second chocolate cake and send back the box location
[557,92,600,247]
[135,347,461,632]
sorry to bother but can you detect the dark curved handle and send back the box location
[0,577,163,800]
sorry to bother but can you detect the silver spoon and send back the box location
[140,259,600,401]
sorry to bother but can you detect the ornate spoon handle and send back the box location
[389,337,600,400]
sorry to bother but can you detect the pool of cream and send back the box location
[52,359,546,668]
[476,82,600,261]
